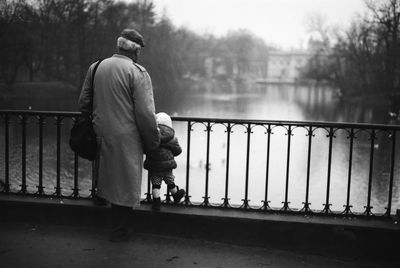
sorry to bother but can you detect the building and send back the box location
[263,50,313,84]
[202,49,321,92]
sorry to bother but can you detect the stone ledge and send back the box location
[1,194,399,261]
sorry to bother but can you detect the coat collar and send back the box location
[112,54,134,62]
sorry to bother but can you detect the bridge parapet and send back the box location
[1,194,399,263]
[1,110,400,217]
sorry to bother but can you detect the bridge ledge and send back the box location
[1,194,399,262]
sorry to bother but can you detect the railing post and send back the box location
[240,123,252,209]
[165,184,172,204]
[321,127,334,214]
[343,128,355,216]
[36,115,45,195]
[281,125,292,211]
[19,115,27,194]
[72,151,80,198]
[4,114,10,192]
[221,123,232,208]
[184,121,192,205]
[54,116,62,197]
[143,173,152,203]
[261,124,272,211]
[91,161,96,198]
[364,129,376,216]
[70,117,80,198]
[69,116,80,198]
[200,122,211,207]
[385,130,396,216]
[301,125,313,213]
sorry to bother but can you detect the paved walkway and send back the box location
[0,221,395,268]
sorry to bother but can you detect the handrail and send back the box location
[2,109,400,130]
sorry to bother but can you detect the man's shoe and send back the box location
[172,187,185,204]
[152,197,161,211]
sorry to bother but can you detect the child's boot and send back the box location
[152,197,161,211]
[172,187,185,204]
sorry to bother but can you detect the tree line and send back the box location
[0,0,272,105]
[4,0,396,107]
[301,0,400,102]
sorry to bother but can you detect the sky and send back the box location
[151,0,368,49]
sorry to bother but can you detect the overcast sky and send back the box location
[151,0,367,49]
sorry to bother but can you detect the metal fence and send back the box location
[1,110,399,217]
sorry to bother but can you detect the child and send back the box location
[144,112,185,210]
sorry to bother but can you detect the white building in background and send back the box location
[263,50,313,84]
[203,49,315,87]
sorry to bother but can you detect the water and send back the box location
[162,84,399,214]
[0,117,93,197]
[1,83,399,214]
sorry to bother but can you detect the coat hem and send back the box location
[97,192,141,208]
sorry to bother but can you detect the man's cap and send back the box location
[121,28,145,47]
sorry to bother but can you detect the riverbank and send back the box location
[1,82,395,124]
[341,92,390,107]
[0,82,79,111]
[0,82,177,113]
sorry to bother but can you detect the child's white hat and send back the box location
[156,112,172,128]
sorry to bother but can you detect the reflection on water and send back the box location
[1,84,399,214]
[169,84,389,123]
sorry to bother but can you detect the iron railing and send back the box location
[1,110,399,217]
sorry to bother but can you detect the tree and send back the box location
[364,0,400,94]
[0,0,31,85]
[1,0,274,103]
[301,0,400,100]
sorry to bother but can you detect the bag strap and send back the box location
[89,59,104,114]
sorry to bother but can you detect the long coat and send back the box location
[79,54,160,207]
[144,124,182,172]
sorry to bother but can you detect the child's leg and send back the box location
[164,174,177,194]
[150,174,162,199]
[164,174,185,204]
[168,183,178,195]
[150,174,162,211]
[152,185,161,198]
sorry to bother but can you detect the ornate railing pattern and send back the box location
[1,110,399,217]
[0,110,93,198]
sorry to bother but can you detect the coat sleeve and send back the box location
[133,70,160,152]
[78,64,95,114]
[164,137,182,156]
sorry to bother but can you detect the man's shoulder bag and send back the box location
[69,59,103,161]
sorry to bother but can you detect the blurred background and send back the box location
[1,0,400,212]
[1,0,399,124]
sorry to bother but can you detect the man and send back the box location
[78,29,160,242]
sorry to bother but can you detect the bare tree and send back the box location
[364,0,400,93]
[304,12,334,49]
[0,0,30,85]
[302,0,400,101]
